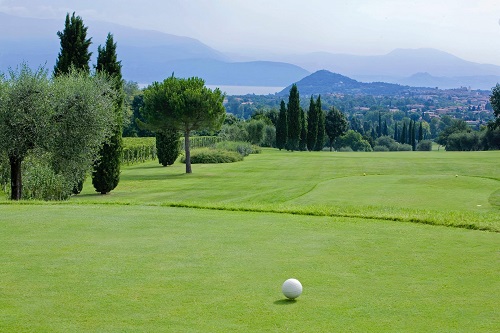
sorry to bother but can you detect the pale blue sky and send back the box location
[1,0,500,65]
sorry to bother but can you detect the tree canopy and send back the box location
[0,64,115,200]
[141,76,225,173]
[325,107,349,151]
[54,12,92,76]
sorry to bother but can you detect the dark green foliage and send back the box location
[490,84,500,129]
[401,122,407,144]
[325,107,349,151]
[314,96,326,151]
[394,122,399,141]
[276,100,287,150]
[417,140,433,151]
[156,129,180,166]
[141,76,225,173]
[92,134,122,194]
[180,148,243,164]
[383,121,388,136]
[436,119,469,147]
[306,96,318,151]
[54,12,92,76]
[92,33,124,194]
[299,107,307,151]
[483,126,500,150]
[445,132,483,151]
[377,112,382,137]
[418,122,424,142]
[334,130,372,152]
[246,119,265,145]
[410,120,417,151]
[286,84,301,151]
[215,141,256,156]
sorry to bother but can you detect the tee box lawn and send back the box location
[1,149,499,332]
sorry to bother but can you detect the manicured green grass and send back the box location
[70,149,500,231]
[1,205,499,332]
[1,149,499,331]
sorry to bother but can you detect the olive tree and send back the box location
[140,76,225,173]
[0,65,52,200]
[0,65,115,200]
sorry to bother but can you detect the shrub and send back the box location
[156,129,180,166]
[21,153,72,200]
[215,141,253,156]
[338,146,353,152]
[181,148,243,164]
[397,144,413,151]
[446,131,483,151]
[373,145,390,152]
[417,140,433,151]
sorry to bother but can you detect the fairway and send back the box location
[1,149,499,332]
[1,205,499,332]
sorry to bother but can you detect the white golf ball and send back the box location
[282,278,303,299]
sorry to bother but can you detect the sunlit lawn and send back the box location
[1,149,499,331]
[1,205,499,332]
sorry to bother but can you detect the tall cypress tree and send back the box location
[377,112,382,137]
[401,122,407,144]
[54,12,92,194]
[276,100,288,150]
[314,95,325,151]
[286,84,300,151]
[299,107,307,151]
[410,120,417,151]
[54,12,92,76]
[92,33,124,194]
[418,121,424,142]
[306,96,318,151]
[394,122,399,141]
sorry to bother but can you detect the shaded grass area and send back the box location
[1,205,499,332]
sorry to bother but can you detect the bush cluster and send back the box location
[214,141,260,156]
[181,148,243,164]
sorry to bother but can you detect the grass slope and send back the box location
[1,205,499,332]
[68,149,500,232]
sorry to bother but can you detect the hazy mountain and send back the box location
[279,70,413,96]
[2,12,498,89]
[276,48,500,90]
[0,12,308,86]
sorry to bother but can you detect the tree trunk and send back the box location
[184,130,192,174]
[9,156,22,200]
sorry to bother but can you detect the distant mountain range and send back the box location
[0,12,308,86]
[1,12,500,90]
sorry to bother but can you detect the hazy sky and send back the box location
[1,0,500,65]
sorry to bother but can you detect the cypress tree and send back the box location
[306,96,318,151]
[276,100,288,150]
[54,12,92,76]
[383,121,388,136]
[394,122,399,141]
[286,84,300,151]
[410,120,417,151]
[156,128,180,166]
[54,12,92,194]
[418,121,424,142]
[401,122,407,144]
[314,95,325,151]
[377,112,382,137]
[92,33,124,194]
[299,107,307,151]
